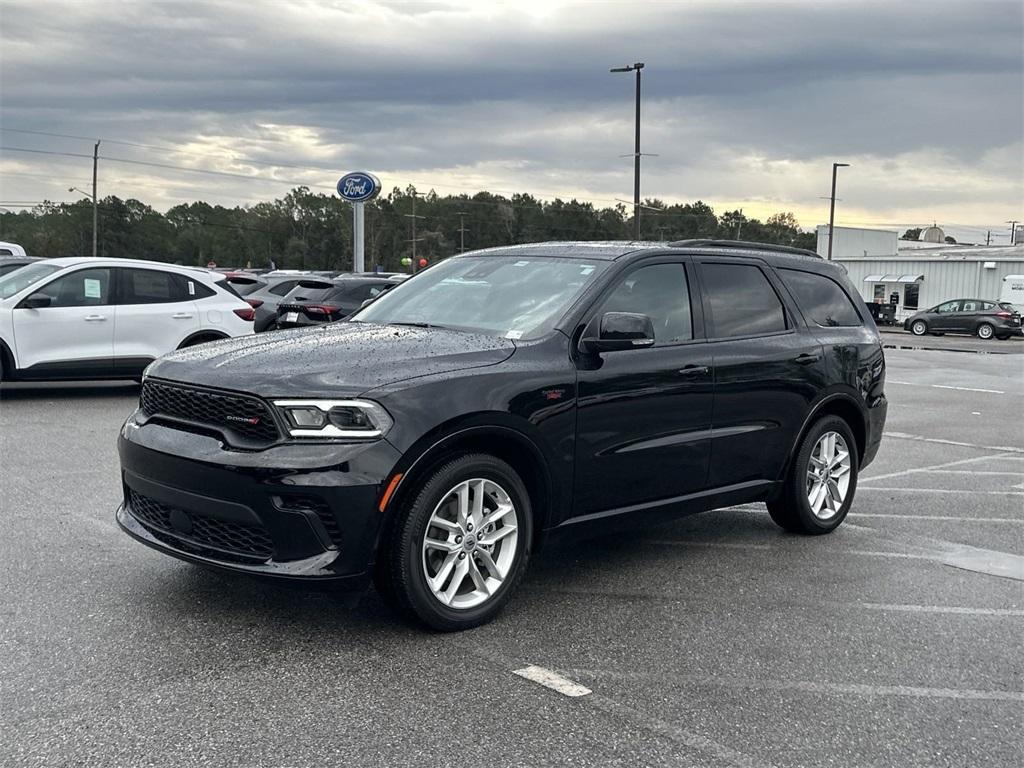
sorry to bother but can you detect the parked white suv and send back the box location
[0,258,255,381]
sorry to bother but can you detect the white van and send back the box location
[1000,274,1024,308]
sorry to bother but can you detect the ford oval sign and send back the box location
[337,172,381,203]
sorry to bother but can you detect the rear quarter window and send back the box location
[779,268,863,328]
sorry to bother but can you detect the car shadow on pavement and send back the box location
[128,507,783,640]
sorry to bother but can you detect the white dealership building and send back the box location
[816,225,1024,323]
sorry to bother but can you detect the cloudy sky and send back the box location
[1,0,1021,243]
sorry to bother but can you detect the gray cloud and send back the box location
[1,0,1021,240]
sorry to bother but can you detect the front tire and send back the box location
[377,453,532,631]
[910,320,928,336]
[767,416,859,535]
[977,323,995,340]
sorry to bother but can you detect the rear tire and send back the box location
[910,320,928,336]
[767,416,859,535]
[376,453,532,631]
[977,323,995,340]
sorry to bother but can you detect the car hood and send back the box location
[146,322,516,397]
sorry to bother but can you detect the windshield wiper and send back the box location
[388,321,450,330]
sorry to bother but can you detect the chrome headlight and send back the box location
[272,399,393,439]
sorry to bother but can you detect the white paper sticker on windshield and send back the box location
[514,260,529,267]
[506,330,524,339]
[188,281,195,295]
[580,265,594,275]
[83,278,102,299]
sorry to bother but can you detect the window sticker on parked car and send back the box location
[187,281,195,295]
[505,330,524,339]
[580,265,594,275]
[514,260,529,267]
[83,278,102,299]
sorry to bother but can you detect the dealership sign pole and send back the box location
[337,172,382,272]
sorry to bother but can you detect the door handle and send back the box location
[677,365,709,376]
[171,313,194,319]
[795,353,821,365]
[83,315,107,321]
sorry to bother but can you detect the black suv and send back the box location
[117,241,887,630]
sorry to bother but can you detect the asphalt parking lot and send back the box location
[1,347,1021,768]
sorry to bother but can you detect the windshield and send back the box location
[0,262,61,299]
[351,255,607,338]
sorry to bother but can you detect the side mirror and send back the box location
[20,293,51,309]
[580,311,655,354]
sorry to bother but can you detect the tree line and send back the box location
[1,186,817,271]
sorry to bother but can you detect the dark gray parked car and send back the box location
[904,298,1022,340]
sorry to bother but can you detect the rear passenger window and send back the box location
[119,268,189,304]
[780,269,863,328]
[701,263,787,338]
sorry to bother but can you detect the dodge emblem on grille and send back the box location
[226,415,261,425]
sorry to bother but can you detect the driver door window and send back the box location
[596,263,692,346]
[37,268,111,307]
[936,301,960,314]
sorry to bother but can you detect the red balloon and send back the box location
[418,258,428,268]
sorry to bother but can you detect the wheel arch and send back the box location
[376,422,556,557]
[0,336,14,377]
[777,392,867,486]
[177,330,230,349]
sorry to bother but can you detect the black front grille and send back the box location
[140,379,279,446]
[127,489,275,562]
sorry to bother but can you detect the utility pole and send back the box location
[404,191,425,273]
[1007,220,1020,245]
[91,140,100,258]
[610,62,645,240]
[735,208,743,240]
[457,211,470,253]
[826,162,850,261]
[986,230,992,246]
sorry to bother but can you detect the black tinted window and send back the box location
[268,280,299,296]
[118,268,191,304]
[701,263,786,338]
[228,278,265,296]
[598,263,692,346]
[780,269,862,327]
[39,268,111,307]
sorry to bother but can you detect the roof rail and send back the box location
[667,239,821,259]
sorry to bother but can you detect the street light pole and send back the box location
[1007,220,1020,246]
[826,162,849,261]
[611,62,645,240]
[91,140,100,258]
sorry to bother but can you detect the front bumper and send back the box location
[117,414,402,585]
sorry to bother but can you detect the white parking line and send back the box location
[858,603,1024,616]
[858,487,1024,496]
[569,669,1024,703]
[850,513,1023,523]
[861,452,1016,483]
[513,665,592,697]
[883,432,1024,454]
[886,380,1006,394]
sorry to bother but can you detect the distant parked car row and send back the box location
[903,298,1022,341]
[223,271,407,331]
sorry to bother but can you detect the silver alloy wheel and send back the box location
[911,321,927,336]
[805,431,852,520]
[978,323,994,339]
[421,478,519,609]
